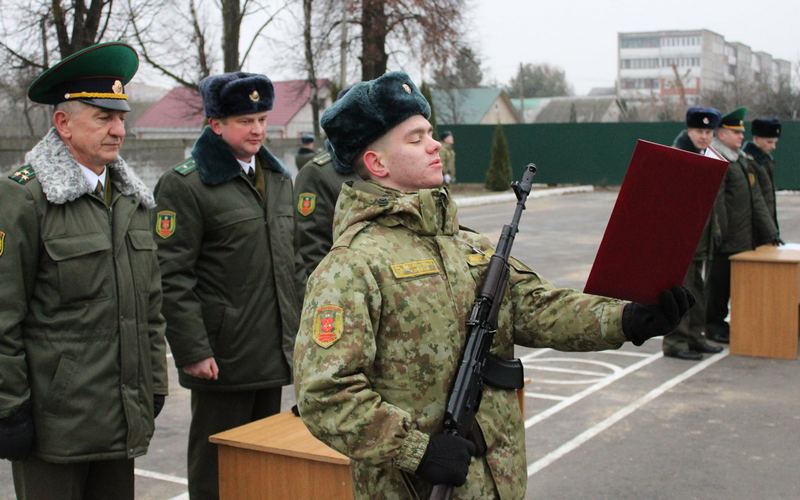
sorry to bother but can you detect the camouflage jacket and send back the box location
[440,142,456,179]
[743,141,778,233]
[294,181,628,499]
[294,151,361,286]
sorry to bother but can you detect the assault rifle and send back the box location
[430,164,537,500]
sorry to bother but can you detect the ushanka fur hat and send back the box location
[320,71,431,171]
[199,72,274,118]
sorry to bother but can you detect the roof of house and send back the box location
[431,87,514,124]
[133,79,330,131]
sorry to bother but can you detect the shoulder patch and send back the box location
[174,159,197,176]
[312,152,331,166]
[313,305,344,348]
[297,192,317,216]
[155,210,176,239]
[8,165,36,185]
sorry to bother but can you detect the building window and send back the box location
[621,37,660,48]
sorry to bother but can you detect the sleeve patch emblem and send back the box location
[0,231,5,257]
[155,210,176,239]
[390,259,439,279]
[297,192,317,217]
[313,305,344,348]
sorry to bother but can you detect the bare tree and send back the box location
[125,0,290,90]
[0,1,126,135]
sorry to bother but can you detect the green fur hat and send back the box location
[320,71,431,171]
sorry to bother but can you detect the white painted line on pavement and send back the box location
[526,365,610,377]
[524,351,663,429]
[525,391,569,401]
[134,468,188,485]
[598,349,653,358]
[527,348,729,477]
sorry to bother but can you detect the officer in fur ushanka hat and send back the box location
[152,70,298,498]
[745,117,783,235]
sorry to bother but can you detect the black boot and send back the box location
[690,337,724,353]
[664,349,703,361]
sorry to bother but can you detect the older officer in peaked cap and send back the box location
[662,107,725,360]
[706,107,779,343]
[293,71,693,498]
[745,118,783,232]
[0,42,168,499]
[153,72,299,499]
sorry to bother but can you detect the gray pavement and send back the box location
[2,188,799,499]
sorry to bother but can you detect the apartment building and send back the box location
[617,29,791,104]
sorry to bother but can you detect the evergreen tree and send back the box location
[420,81,438,139]
[485,124,512,191]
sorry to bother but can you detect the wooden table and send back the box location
[209,412,353,500]
[730,245,800,359]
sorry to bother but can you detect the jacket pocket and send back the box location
[42,355,78,416]
[127,229,158,296]
[44,233,112,304]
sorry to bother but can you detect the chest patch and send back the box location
[0,230,5,257]
[155,210,176,239]
[314,305,344,348]
[391,259,439,279]
[297,192,316,216]
[748,172,756,187]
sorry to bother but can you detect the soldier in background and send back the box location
[440,130,456,185]
[0,42,167,499]
[295,133,317,170]
[706,107,779,344]
[153,72,299,499]
[662,107,725,360]
[293,71,693,498]
[744,118,782,234]
[294,145,361,285]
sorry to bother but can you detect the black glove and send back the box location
[153,394,165,419]
[416,432,477,487]
[0,401,35,461]
[622,286,695,346]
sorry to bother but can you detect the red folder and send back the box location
[584,139,728,304]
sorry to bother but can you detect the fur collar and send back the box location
[191,126,288,185]
[744,141,772,162]
[23,128,155,207]
[672,130,701,154]
[711,137,739,162]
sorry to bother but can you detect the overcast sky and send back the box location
[468,0,800,94]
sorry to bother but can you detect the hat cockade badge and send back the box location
[702,117,709,125]
[112,80,124,94]
[402,83,411,94]
[249,90,260,102]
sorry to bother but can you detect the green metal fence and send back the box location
[441,122,800,189]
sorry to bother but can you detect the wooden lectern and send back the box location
[209,412,353,500]
[209,388,528,499]
[730,245,800,360]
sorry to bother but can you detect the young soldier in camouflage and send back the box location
[293,71,692,499]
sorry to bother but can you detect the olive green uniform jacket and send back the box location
[294,151,361,284]
[743,141,779,233]
[0,128,168,463]
[294,181,628,499]
[154,127,299,391]
[295,147,316,170]
[711,138,778,253]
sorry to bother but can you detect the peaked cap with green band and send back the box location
[720,106,747,131]
[28,41,139,112]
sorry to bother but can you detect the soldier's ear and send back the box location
[52,110,73,140]
[362,150,389,179]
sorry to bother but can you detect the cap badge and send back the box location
[249,90,260,102]
[702,117,709,125]
[402,83,411,94]
[112,80,123,94]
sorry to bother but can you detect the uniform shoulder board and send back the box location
[312,151,331,166]
[8,165,36,185]
[332,221,371,250]
[174,159,197,176]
